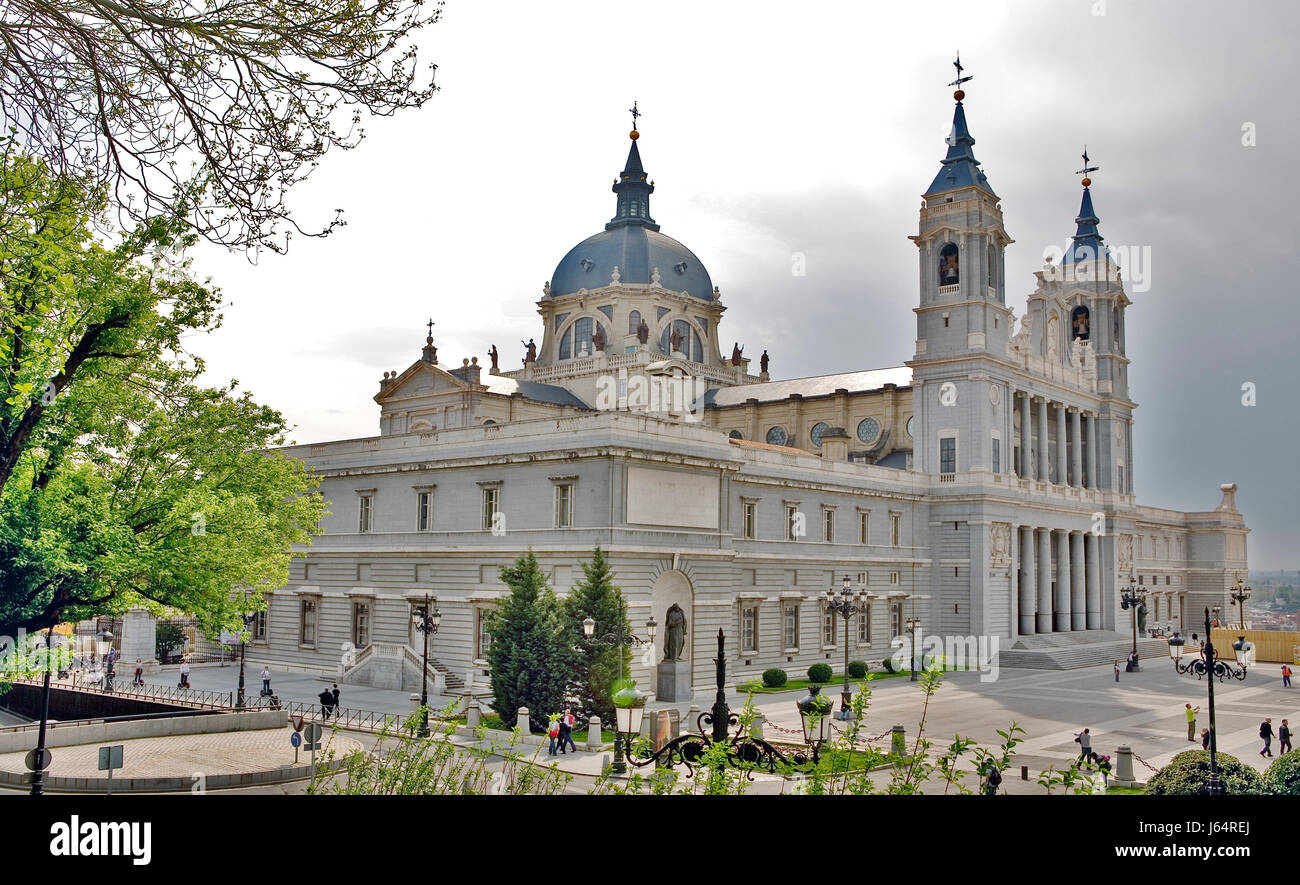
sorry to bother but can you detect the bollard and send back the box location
[1021,764,1029,780]
[891,724,907,764]
[586,715,602,751]
[410,693,421,713]
[1113,745,1137,788]
[516,706,530,737]
[466,703,481,729]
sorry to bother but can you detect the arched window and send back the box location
[691,331,703,363]
[1071,305,1090,340]
[559,327,572,360]
[574,317,593,356]
[938,243,960,287]
[658,325,670,354]
[987,242,997,288]
[628,310,641,335]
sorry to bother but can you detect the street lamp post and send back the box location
[581,615,657,775]
[1228,573,1252,631]
[29,625,55,796]
[824,575,870,716]
[906,616,922,681]
[1119,574,1146,663]
[235,611,255,709]
[1168,606,1249,795]
[412,595,442,738]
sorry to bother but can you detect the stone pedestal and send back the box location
[656,660,692,703]
[586,715,602,751]
[119,609,159,674]
[1113,745,1137,787]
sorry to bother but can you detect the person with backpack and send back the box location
[1260,718,1275,757]
[547,716,560,756]
[1280,719,1293,754]
[557,706,578,755]
[983,763,1002,795]
[1074,727,1092,760]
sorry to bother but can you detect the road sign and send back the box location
[98,744,123,797]
[25,748,51,771]
[290,714,305,732]
[290,732,302,748]
[304,723,322,749]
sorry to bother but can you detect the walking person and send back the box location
[318,687,334,718]
[558,706,579,754]
[547,716,560,756]
[1280,719,1293,754]
[1114,659,1120,682]
[331,683,341,719]
[1260,718,1275,757]
[1185,704,1201,742]
[1201,728,1211,751]
[982,762,1002,796]
[1074,727,1092,761]
[1282,665,1292,688]
[178,658,190,689]
[260,666,272,696]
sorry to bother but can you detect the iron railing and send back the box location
[7,674,235,710]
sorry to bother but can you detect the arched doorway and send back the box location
[649,569,693,701]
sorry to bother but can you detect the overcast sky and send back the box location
[188,0,1299,568]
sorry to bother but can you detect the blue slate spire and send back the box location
[925,57,995,198]
[1064,149,1108,264]
[608,127,660,232]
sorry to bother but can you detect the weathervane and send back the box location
[948,52,973,93]
[1076,146,1099,186]
[629,100,641,131]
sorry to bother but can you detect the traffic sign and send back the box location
[98,745,123,771]
[25,748,51,771]
[290,732,302,748]
[305,723,322,742]
[290,714,304,732]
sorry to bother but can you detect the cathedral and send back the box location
[230,69,1249,698]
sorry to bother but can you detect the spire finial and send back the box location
[1075,145,1099,188]
[425,317,435,343]
[948,51,973,100]
[628,100,641,139]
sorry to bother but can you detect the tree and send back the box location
[561,545,631,727]
[155,622,185,662]
[0,149,326,638]
[486,551,576,731]
[0,0,442,251]
[1143,750,1267,796]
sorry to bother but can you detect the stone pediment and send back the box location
[374,360,474,406]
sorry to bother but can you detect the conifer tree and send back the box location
[562,546,632,728]
[486,550,575,730]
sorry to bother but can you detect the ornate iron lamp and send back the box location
[1228,573,1252,630]
[1169,606,1248,796]
[412,595,441,737]
[1119,574,1146,661]
[582,614,656,774]
[824,575,870,713]
[797,684,834,748]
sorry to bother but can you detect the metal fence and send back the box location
[276,701,461,737]
[8,674,235,710]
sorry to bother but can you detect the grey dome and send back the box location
[550,225,714,301]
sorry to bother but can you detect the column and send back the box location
[1087,412,1098,490]
[1070,531,1086,630]
[1054,530,1071,631]
[1011,521,1020,634]
[1036,397,1049,482]
[1055,403,1067,486]
[1085,531,1101,629]
[1020,525,1036,635]
[1019,392,1032,478]
[1070,408,1083,488]
[1037,528,1052,633]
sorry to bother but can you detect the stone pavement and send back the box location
[0,728,361,780]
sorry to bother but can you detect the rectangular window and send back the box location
[554,484,573,528]
[822,610,836,647]
[300,598,318,646]
[939,436,957,474]
[253,610,267,642]
[783,605,799,649]
[822,508,835,543]
[858,511,869,545]
[353,602,370,648]
[991,437,1001,474]
[890,571,900,586]
[416,491,432,532]
[482,488,500,531]
[358,495,372,533]
[476,609,492,659]
[891,604,904,638]
[785,505,800,541]
[858,605,871,644]
[890,514,902,547]
[742,502,756,539]
[741,603,758,653]
[1119,465,1126,493]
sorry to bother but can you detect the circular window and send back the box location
[765,426,788,447]
[905,416,915,439]
[810,422,829,447]
[728,430,743,440]
[856,417,881,445]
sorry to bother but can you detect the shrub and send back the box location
[761,668,788,688]
[848,660,868,678]
[1265,753,1300,795]
[881,657,898,673]
[1144,750,1267,795]
[807,663,832,683]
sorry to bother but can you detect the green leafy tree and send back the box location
[0,149,326,639]
[1144,750,1267,795]
[561,546,631,727]
[155,623,186,661]
[486,551,575,731]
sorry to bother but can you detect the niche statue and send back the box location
[663,604,687,661]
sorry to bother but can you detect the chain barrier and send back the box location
[756,713,893,746]
[1131,752,1162,775]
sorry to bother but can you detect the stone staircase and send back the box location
[338,643,465,693]
[998,630,1170,670]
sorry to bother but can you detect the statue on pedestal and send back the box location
[636,318,650,344]
[664,604,687,661]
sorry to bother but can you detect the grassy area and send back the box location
[738,671,913,694]
[1105,785,1145,795]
